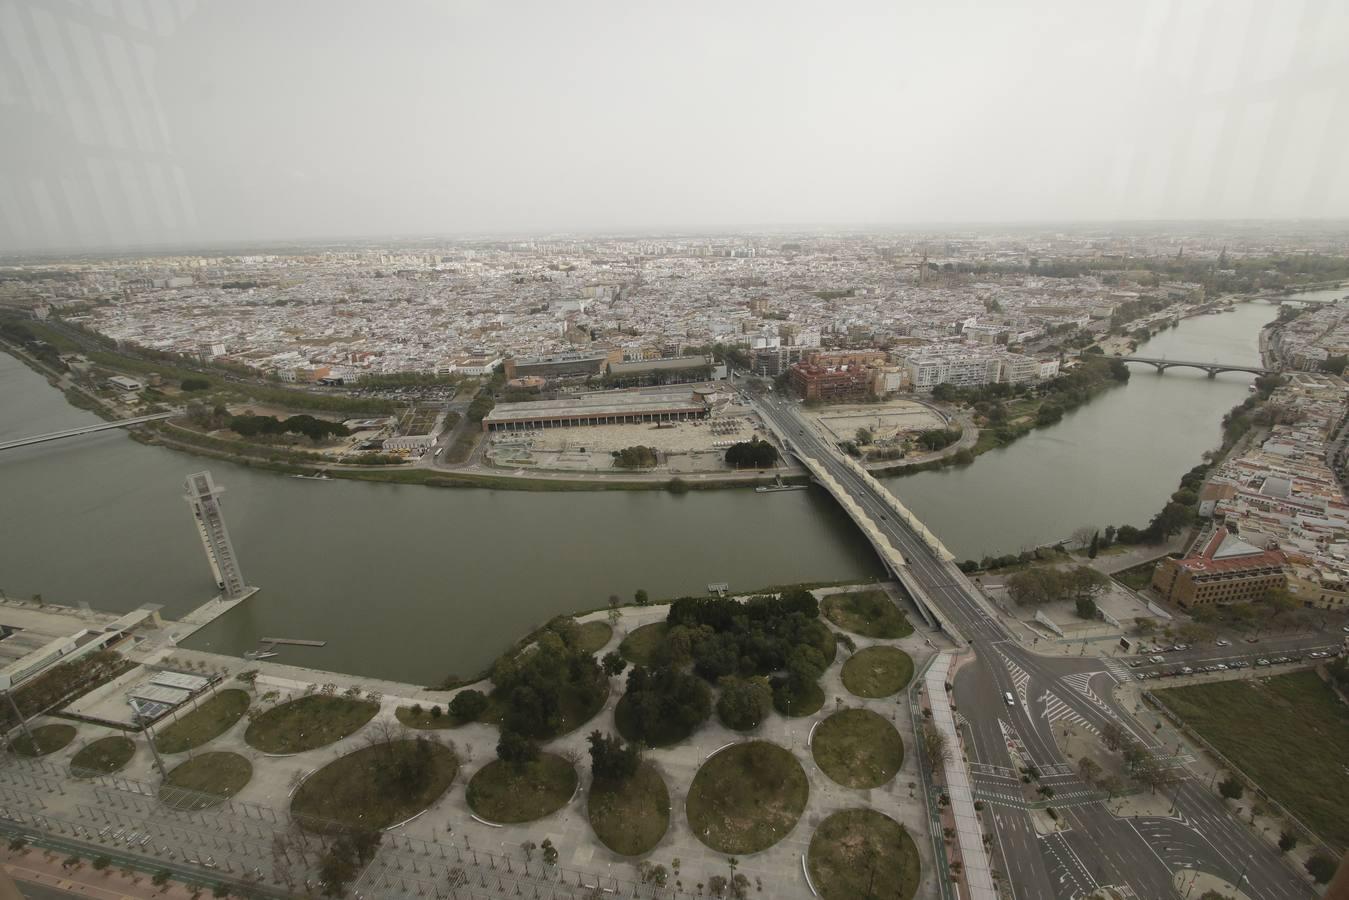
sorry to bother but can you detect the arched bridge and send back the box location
[1117,356,1271,377]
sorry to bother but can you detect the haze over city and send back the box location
[4,0,1349,254]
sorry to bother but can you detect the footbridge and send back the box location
[754,394,1006,646]
[0,411,178,453]
[1117,355,1270,377]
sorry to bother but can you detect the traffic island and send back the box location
[292,738,458,832]
[812,708,904,789]
[807,808,920,900]
[841,646,914,698]
[69,735,135,776]
[685,741,808,854]
[467,753,578,824]
[587,762,670,856]
[243,694,379,754]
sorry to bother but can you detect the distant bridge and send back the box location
[0,411,178,453]
[1117,356,1271,377]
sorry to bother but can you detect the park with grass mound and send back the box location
[841,645,914,698]
[11,724,76,757]
[162,752,252,809]
[686,741,809,853]
[812,708,903,788]
[587,762,669,856]
[572,621,613,654]
[618,622,667,666]
[70,735,135,775]
[807,808,920,900]
[822,589,913,639]
[244,694,379,754]
[154,689,250,753]
[467,753,578,824]
[292,738,458,832]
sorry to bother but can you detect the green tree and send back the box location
[1305,853,1336,884]
[715,677,772,731]
[1218,776,1243,800]
[1087,531,1099,559]
[634,589,650,606]
[496,729,539,766]
[587,730,640,781]
[602,651,628,677]
[448,689,488,722]
[1277,831,1298,854]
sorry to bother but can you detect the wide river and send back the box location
[0,293,1336,684]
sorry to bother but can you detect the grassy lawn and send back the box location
[162,752,252,810]
[154,689,250,754]
[587,762,670,856]
[619,622,667,666]
[1113,562,1157,592]
[822,590,913,639]
[11,724,77,758]
[466,754,578,824]
[70,736,135,776]
[1155,671,1349,849]
[686,741,809,854]
[573,621,614,655]
[812,708,904,789]
[292,739,458,832]
[773,680,825,718]
[840,646,914,698]
[244,695,379,754]
[395,705,459,729]
[808,808,921,900]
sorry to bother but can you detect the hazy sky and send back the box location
[2,0,1347,252]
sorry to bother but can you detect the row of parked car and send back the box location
[1133,647,1341,680]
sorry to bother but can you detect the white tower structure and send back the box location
[183,471,250,600]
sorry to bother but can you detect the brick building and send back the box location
[1150,530,1287,608]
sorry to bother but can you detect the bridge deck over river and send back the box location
[0,411,177,453]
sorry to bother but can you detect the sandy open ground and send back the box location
[805,399,947,443]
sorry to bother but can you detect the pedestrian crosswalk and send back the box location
[970,762,1017,779]
[1059,671,1127,725]
[1102,658,1135,682]
[1039,689,1099,735]
[998,649,1032,709]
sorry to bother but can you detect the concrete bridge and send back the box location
[1117,355,1271,377]
[752,393,1008,647]
[0,411,178,453]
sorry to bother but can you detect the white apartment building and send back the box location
[899,353,1002,390]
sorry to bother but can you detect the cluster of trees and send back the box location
[588,730,640,781]
[0,319,66,370]
[619,665,712,744]
[725,438,779,468]
[1005,566,1110,609]
[180,378,211,392]
[489,617,607,742]
[716,676,773,730]
[318,830,381,897]
[467,389,496,423]
[666,591,832,683]
[612,446,658,469]
[227,413,350,443]
[914,428,961,451]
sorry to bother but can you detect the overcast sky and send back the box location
[2,0,1347,252]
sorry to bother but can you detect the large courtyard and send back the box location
[805,399,948,443]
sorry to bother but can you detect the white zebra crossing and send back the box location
[1039,689,1098,735]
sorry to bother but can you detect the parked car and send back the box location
[1256,658,1270,666]
[1215,639,1231,646]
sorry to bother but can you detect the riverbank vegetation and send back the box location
[822,589,913,638]
[486,617,610,741]
[612,445,657,469]
[725,437,779,468]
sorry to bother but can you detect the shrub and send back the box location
[448,689,488,722]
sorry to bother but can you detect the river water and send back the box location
[0,294,1332,683]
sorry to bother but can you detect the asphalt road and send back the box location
[752,393,1318,900]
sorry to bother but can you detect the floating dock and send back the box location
[258,637,327,647]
